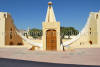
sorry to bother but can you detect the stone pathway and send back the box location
[0,48,100,66]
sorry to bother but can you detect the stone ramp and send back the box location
[16,30,42,47]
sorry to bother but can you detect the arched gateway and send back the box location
[42,2,61,51]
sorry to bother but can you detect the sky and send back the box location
[0,0,100,31]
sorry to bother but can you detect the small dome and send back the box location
[48,1,53,5]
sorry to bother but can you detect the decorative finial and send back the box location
[48,1,53,5]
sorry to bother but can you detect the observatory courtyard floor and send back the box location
[0,48,100,66]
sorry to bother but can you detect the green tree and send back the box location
[29,27,79,39]
[60,27,79,39]
[29,28,42,39]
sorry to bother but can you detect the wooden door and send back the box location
[46,30,57,51]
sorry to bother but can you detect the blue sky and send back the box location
[0,0,100,31]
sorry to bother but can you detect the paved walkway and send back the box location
[0,48,100,66]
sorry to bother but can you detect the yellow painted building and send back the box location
[63,11,100,48]
[0,2,100,51]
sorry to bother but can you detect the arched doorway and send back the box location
[46,30,57,51]
[9,42,13,45]
[89,40,93,45]
[17,43,23,45]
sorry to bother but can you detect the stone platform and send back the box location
[0,48,100,66]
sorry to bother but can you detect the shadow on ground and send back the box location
[0,58,100,67]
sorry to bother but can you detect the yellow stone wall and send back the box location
[70,11,100,48]
[42,22,61,51]
[5,13,23,45]
[97,11,100,45]
[0,12,6,47]
[0,12,33,48]
[89,13,98,44]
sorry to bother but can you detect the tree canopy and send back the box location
[60,27,79,39]
[29,27,79,39]
[29,28,42,38]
